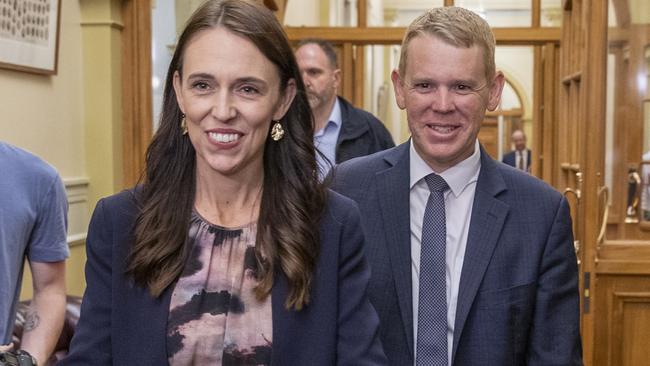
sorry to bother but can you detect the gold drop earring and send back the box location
[270,121,284,141]
[180,114,188,135]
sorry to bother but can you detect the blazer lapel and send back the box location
[451,149,509,362]
[376,143,415,354]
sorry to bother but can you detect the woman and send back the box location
[60,1,386,365]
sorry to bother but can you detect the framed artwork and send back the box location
[0,0,61,74]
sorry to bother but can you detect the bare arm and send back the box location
[21,260,66,366]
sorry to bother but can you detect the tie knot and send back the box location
[424,173,449,192]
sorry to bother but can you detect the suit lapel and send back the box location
[452,149,509,362]
[375,143,415,354]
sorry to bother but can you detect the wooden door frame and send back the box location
[581,1,608,363]
[121,1,561,188]
[118,0,578,358]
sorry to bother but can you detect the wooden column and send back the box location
[122,0,152,187]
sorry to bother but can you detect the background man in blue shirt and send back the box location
[295,39,395,177]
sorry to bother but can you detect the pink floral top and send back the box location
[166,211,272,365]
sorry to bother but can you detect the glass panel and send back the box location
[494,46,534,161]
[630,0,650,25]
[366,0,444,27]
[362,45,408,143]
[641,62,650,223]
[151,0,178,130]
[152,0,360,131]
[640,161,650,222]
[608,0,617,27]
[605,0,650,234]
[285,0,357,26]
[541,0,562,27]
[454,0,532,27]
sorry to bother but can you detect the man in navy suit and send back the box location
[502,129,531,172]
[330,6,582,365]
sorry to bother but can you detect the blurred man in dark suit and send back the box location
[502,129,531,172]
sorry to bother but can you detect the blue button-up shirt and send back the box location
[314,98,342,179]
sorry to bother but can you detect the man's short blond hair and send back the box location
[398,7,496,81]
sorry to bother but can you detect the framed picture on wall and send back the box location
[0,0,61,75]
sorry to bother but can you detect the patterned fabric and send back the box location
[416,173,449,366]
[167,211,272,366]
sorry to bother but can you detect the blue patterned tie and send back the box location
[416,173,449,366]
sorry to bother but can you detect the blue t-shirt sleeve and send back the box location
[26,173,69,262]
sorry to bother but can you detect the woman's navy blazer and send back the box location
[60,189,387,365]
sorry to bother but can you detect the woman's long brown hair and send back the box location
[126,0,325,310]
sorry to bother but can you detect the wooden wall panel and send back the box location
[594,276,650,366]
[616,293,650,365]
[478,119,499,159]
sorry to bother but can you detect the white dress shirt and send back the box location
[409,139,481,365]
[516,149,528,171]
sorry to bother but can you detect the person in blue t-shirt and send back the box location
[0,141,69,365]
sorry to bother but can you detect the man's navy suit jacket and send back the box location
[330,142,582,365]
[502,149,531,171]
[60,189,387,366]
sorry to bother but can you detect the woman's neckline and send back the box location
[191,208,256,231]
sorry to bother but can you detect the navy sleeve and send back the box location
[59,199,113,365]
[336,201,388,365]
[526,197,583,365]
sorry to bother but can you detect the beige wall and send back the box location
[1,1,84,174]
[2,0,125,300]
[0,1,90,299]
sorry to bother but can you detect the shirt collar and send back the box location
[314,98,342,137]
[409,139,482,197]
